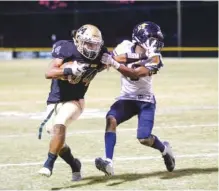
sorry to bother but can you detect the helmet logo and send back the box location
[138,23,148,31]
[77,26,87,35]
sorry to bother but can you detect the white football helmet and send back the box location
[73,24,103,60]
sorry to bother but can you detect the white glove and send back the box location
[145,38,158,57]
[65,61,88,76]
[101,53,120,69]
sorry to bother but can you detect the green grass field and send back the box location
[0,58,217,190]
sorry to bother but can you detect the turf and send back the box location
[0,58,217,190]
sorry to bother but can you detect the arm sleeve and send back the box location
[125,52,148,63]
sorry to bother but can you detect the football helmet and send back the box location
[73,24,103,60]
[132,21,164,52]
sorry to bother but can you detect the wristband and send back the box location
[112,60,120,69]
[63,68,73,76]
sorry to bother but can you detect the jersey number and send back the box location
[68,70,97,86]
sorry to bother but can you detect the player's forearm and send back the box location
[45,68,65,79]
[117,65,139,78]
[117,64,151,78]
[109,58,149,78]
[45,58,66,79]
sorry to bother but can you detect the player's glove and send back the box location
[101,53,120,69]
[145,38,160,57]
[64,61,88,76]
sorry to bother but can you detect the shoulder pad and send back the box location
[113,40,134,56]
[51,40,74,59]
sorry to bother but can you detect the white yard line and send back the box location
[0,153,217,168]
[0,105,217,121]
[0,97,216,105]
[180,143,218,146]
[0,123,217,138]
[66,123,218,136]
[0,98,114,105]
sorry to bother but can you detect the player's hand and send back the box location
[66,61,88,76]
[146,38,158,57]
[101,53,120,69]
[101,53,112,65]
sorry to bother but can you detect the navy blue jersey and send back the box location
[47,40,107,104]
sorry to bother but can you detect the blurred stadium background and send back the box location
[0,1,218,58]
[0,1,218,190]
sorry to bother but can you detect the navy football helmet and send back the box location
[132,21,164,52]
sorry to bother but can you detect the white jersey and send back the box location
[113,40,164,103]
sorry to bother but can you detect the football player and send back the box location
[38,24,108,181]
[95,21,175,176]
